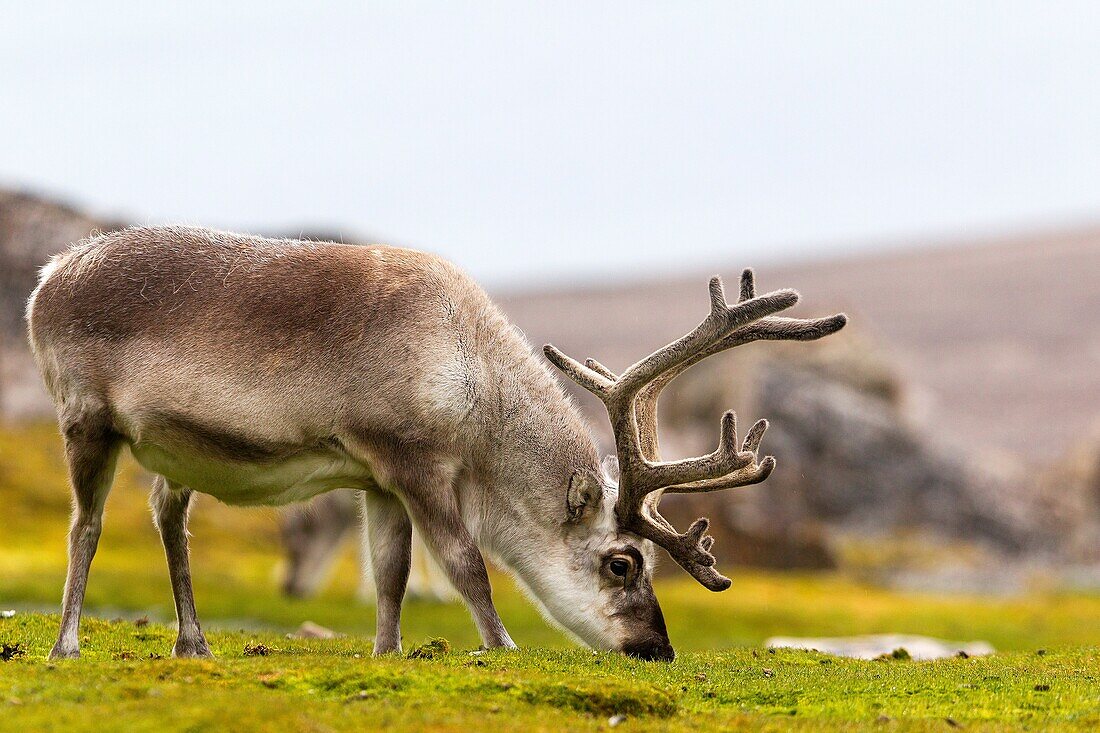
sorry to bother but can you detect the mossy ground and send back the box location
[1,424,1098,730]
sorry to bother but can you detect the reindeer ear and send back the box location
[601,454,620,483]
[566,471,603,522]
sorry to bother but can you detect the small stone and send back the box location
[1,611,16,619]
[694,672,707,682]
[762,668,774,678]
[290,621,342,639]
[608,714,627,727]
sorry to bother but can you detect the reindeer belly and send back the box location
[127,441,375,505]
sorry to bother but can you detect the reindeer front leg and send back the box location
[150,476,212,658]
[363,489,412,654]
[399,474,515,650]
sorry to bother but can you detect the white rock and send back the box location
[764,634,994,660]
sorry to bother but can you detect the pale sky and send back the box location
[3,2,1099,287]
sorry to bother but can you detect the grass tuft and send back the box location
[242,642,274,657]
[875,647,912,661]
[405,637,451,660]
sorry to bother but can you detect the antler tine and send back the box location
[739,267,756,302]
[729,313,848,343]
[664,419,775,494]
[583,358,618,380]
[543,344,614,396]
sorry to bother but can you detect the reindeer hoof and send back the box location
[48,643,80,660]
[371,643,402,657]
[172,637,214,658]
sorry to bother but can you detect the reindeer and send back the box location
[26,226,845,661]
[281,489,454,602]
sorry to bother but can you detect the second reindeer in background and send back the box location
[281,489,455,602]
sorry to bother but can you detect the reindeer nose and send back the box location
[623,639,675,662]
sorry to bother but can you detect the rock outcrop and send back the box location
[0,189,124,417]
[656,328,1099,568]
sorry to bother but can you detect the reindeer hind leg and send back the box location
[150,476,212,658]
[50,408,121,660]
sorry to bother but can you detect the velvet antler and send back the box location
[545,269,847,591]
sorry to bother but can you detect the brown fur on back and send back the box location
[27,226,599,494]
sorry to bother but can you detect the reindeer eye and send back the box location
[608,558,631,577]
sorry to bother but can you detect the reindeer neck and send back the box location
[457,327,601,550]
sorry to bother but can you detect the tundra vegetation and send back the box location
[2,424,1099,731]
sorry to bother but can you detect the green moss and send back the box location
[1,613,1098,731]
[518,679,677,717]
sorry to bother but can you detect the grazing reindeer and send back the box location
[26,226,844,661]
[281,490,454,602]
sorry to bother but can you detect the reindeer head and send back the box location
[542,269,847,660]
